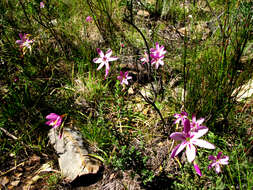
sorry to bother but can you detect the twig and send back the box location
[0,127,18,140]
[0,161,25,177]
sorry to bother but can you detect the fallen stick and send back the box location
[0,161,25,177]
[0,127,18,140]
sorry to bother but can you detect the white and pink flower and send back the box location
[93,48,118,78]
[170,118,215,163]
[117,71,132,85]
[208,152,229,173]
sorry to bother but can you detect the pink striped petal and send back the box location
[105,68,109,78]
[105,49,112,57]
[127,75,132,80]
[192,128,208,139]
[186,143,196,163]
[97,48,104,57]
[197,118,205,125]
[97,62,105,70]
[170,132,185,141]
[171,142,187,158]
[93,57,102,63]
[46,113,59,120]
[217,152,222,159]
[208,162,215,169]
[16,40,23,45]
[45,120,54,126]
[192,139,215,149]
[155,42,159,49]
[215,164,221,173]
[194,164,202,176]
[108,56,118,62]
[208,155,216,160]
[173,118,181,124]
[220,156,229,165]
[183,119,191,134]
[19,33,23,39]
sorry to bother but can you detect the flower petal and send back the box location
[220,156,229,165]
[182,111,188,116]
[197,118,205,125]
[54,117,62,128]
[192,114,196,123]
[155,42,159,49]
[19,33,23,39]
[217,152,222,159]
[127,76,132,80]
[193,164,202,176]
[97,62,105,70]
[208,162,215,170]
[183,119,191,134]
[208,155,216,160]
[192,139,215,149]
[170,132,185,141]
[16,40,23,45]
[173,118,181,124]
[215,164,221,173]
[192,127,208,139]
[186,143,196,163]
[97,48,104,57]
[93,57,102,63]
[108,56,118,62]
[171,142,187,158]
[46,113,59,120]
[45,120,53,126]
[105,49,112,57]
[105,68,109,78]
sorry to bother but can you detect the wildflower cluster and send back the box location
[170,111,229,176]
[45,113,63,128]
[45,42,167,136]
[92,42,166,86]
[16,33,34,55]
[85,16,92,23]
[40,1,45,8]
[141,42,166,69]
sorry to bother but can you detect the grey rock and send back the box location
[48,127,102,182]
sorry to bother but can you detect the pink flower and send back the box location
[150,42,166,69]
[85,16,92,23]
[40,1,45,8]
[45,113,63,128]
[140,52,149,65]
[16,33,34,52]
[93,48,118,78]
[174,111,188,125]
[193,163,202,176]
[208,152,229,173]
[191,114,208,132]
[117,71,132,85]
[150,42,166,57]
[150,54,165,69]
[170,119,215,163]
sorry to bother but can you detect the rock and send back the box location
[0,176,9,186]
[137,10,150,17]
[233,79,253,101]
[48,127,102,182]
